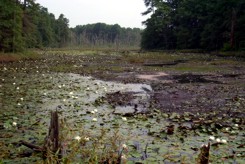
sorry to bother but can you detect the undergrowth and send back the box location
[0,51,40,62]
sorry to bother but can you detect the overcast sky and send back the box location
[35,0,150,29]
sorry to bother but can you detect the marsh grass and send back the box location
[0,51,40,62]
[41,49,244,76]
[32,48,243,72]
[124,52,181,64]
[168,63,223,72]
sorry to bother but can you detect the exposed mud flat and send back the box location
[125,70,245,120]
[136,72,171,82]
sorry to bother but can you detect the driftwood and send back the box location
[197,143,210,164]
[20,111,62,161]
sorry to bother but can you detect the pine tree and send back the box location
[0,0,24,52]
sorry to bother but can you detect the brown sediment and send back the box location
[136,72,171,81]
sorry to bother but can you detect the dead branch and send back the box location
[19,140,44,152]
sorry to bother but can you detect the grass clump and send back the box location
[0,51,40,62]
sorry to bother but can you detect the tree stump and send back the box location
[20,111,62,162]
[43,110,61,160]
[197,143,210,164]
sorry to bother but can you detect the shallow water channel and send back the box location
[0,68,244,163]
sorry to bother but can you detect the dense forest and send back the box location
[1,0,245,52]
[0,0,141,53]
[0,0,68,52]
[72,24,141,49]
[141,0,245,50]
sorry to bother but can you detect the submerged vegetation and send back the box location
[0,50,244,163]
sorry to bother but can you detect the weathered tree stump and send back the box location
[197,143,210,164]
[43,110,61,160]
[20,111,62,162]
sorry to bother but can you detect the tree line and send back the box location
[2,0,243,52]
[141,0,245,51]
[71,23,141,49]
[0,0,141,53]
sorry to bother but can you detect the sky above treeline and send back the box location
[35,0,150,29]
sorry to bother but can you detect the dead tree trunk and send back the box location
[197,143,210,164]
[20,111,62,162]
[43,111,61,160]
